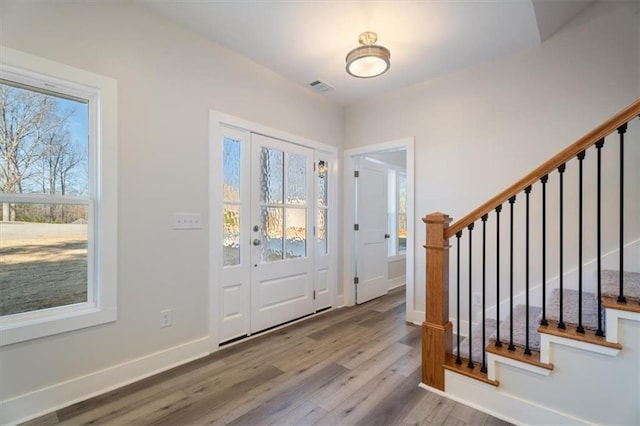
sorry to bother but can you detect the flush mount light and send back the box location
[345,31,391,78]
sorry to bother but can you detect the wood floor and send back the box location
[26,287,511,426]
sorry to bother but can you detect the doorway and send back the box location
[211,115,337,346]
[343,138,416,321]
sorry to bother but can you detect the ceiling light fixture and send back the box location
[345,31,391,78]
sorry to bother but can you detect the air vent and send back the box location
[308,80,334,93]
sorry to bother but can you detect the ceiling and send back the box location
[139,0,594,105]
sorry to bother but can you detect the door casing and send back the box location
[342,138,417,323]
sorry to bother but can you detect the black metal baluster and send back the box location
[558,164,566,330]
[508,195,516,351]
[468,224,475,369]
[524,186,532,354]
[618,124,627,303]
[577,151,586,334]
[540,175,549,326]
[495,205,502,347]
[481,214,488,373]
[456,231,463,365]
[595,139,605,336]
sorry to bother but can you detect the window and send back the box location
[0,47,117,346]
[397,172,407,253]
[387,169,407,257]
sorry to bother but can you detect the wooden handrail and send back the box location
[445,99,640,239]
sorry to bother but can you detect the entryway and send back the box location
[343,138,416,321]
[211,115,337,345]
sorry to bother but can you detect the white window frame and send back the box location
[0,46,118,346]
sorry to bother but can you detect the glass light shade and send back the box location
[345,45,391,78]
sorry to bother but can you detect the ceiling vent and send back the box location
[308,80,334,93]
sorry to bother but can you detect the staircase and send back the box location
[421,100,640,425]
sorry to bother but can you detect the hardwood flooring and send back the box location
[25,287,511,426]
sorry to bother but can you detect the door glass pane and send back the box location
[285,207,306,258]
[223,204,240,266]
[286,152,306,205]
[260,147,283,204]
[317,208,327,255]
[261,207,283,262]
[223,137,241,202]
[317,160,328,207]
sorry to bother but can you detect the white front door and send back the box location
[355,157,389,304]
[249,134,315,332]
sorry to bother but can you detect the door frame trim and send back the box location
[342,137,417,323]
[209,110,338,352]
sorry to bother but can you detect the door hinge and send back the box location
[313,290,316,300]
[354,224,359,231]
[313,226,316,236]
[354,170,359,178]
[313,162,317,172]
[354,276,359,285]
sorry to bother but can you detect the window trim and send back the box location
[0,46,118,346]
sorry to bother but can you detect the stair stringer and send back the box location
[439,306,640,425]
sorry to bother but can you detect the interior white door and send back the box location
[250,134,315,332]
[355,157,389,304]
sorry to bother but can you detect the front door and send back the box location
[355,157,389,304]
[249,134,315,332]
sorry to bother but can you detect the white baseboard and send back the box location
[1,337,210,426]
[407,309,424,326]
[388,277,406,291]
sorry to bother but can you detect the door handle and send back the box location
[384,234,391,239]
[252,239,262,246]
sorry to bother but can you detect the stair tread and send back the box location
[538,320,622,349]
[602,296,640,314]
[486,339,553,370]
[455,318,498,364]
[491,304,542,351]
[544,288,600,331]
[443,353,499,387]
[602,270,640,299]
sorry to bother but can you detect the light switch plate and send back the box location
[174,213,201,230]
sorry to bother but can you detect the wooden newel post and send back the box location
[422,212,452,390]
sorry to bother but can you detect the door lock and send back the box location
[384,233,391,239]
[253,225,260,232]
[252,239,262,246]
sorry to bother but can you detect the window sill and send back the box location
[0,304,117,346]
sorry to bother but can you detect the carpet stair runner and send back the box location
[455,269,640,365]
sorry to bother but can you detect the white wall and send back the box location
[1,0,638,422]
[0,0,343,418]
[345,0,640,318]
